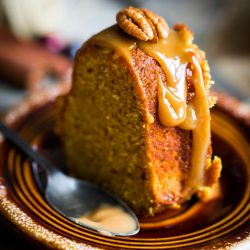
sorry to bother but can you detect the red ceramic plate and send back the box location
[0,83,249,250]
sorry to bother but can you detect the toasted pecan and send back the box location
[141,8,169,40]
[116,7,168,42]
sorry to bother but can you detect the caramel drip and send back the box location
[184,56,210,194]
[157,65,187,127]
[137,31,195,130]
[88,25,211,197]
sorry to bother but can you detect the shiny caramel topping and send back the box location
[116,7,169,42]
[183,56,210,194]
[157,70,187,127]
[88,17,211,198]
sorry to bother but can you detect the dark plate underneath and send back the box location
[0,91,249,250]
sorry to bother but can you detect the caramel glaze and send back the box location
[87,25,211,198]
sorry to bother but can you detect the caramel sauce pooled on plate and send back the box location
[76,204,137,235]
[88,24,211,197]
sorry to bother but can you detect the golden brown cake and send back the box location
[56,7,222,216]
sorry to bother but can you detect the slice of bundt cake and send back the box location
[56,7,222,216]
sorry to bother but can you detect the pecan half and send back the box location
[141,8,169,39]
[116,7,169,42]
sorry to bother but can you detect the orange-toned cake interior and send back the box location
[56,7,222,216]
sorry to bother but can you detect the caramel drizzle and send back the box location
[88,25,211,197]
[184,56,210,194]
[157,61,187,127]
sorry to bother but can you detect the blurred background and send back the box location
[0,0,249,248]
[0,0,249,117]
